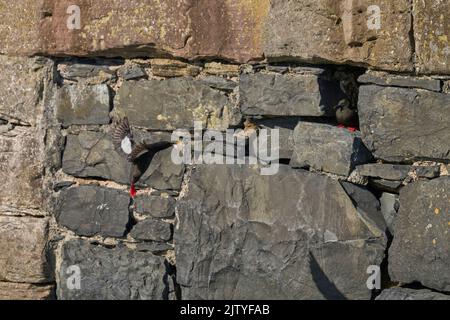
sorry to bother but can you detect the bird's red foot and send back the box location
[130,184,137,198]
[337,124,358,132]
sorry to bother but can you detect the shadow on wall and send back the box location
[309,252,347,300]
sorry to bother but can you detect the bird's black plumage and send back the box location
[334,99,358,127]
[112,117,175,195]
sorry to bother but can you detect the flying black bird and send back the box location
[112,117,175,198]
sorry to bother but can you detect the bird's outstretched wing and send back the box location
[128,141,174,162]
[128,142,149,162]
[112,117,134,158]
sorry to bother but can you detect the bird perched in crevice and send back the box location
[112,117,175,198]
[333,73,360,132]
[334,98,359,132]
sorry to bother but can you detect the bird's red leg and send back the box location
[130,183,137,198]
[336,124,358,132]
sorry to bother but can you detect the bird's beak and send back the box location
[173,140,184,150]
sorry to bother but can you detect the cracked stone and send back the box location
[130,218,172,242]
[0,282,54,300]
[389,177,450,292]
[358,85,450,162]
[57,239,169,300]
[56,84,111,126]
[59,63,117,83]
[56,185,130,238]
[0,126,47,213]
[263,0,413,72]
[355,164,411,181]
[290,122,372,176]
[0,216,51,283]
[114,78,235,130]
[358,71,441,91]
[117,64,147,80]
[150,59,201,78]
[134,194,176,218]
[240,71,346,116]
[175,164,386,299]
[0,56,52,126]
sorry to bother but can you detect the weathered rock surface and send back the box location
[58,63,117,82]
[114,78,235,130]
[0,127,47,214]
[1,0,448,74]
[0,56,51,126]
[138,148,186,191]
[389,177,450,292]
[1,0,449,302]
[2,0,268,63]
[62,131,184,190]
[200,76,238,91]
[175,165,386,299]
[0,282,54,300]
[340,181,387,231]
[56,186,130,238]
[358,72,441,92]
[117,64,146,80]
[376,287,450,300]
[413,165,441,179]
[130,219,172,242]
[414,0,450,74]
[178,0,269,62]
[240,72,345,116]
[369,179,403,193]
[0,216,50,283]
[57,239,169,300]
[263,0,413,72]
[136,242,173,253]
[204,62,240,76]
[134,194,176,218]
[255,117,300,159]
[290,122,372,176]
[39,0,191,58]
[0,0,43,55]
[444,81,450,93]
[150,59,201,78]
[56,84,111,126]
[62,131,128,183]
[358,85,450,162]
[356,164,411,181]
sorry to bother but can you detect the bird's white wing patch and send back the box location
[121,137,132,154]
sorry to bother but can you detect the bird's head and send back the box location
[334,99,350,111]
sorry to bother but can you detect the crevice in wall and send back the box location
[371,229,395,299]
[163,260,182,300]
[402,282,450,295]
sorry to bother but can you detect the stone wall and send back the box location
[0,0,449,300]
